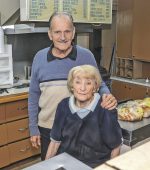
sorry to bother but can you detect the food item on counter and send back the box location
[117,98,150,121]
[138,97,150,118]
[117,102,144,121]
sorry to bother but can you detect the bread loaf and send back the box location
[117,98,150,121]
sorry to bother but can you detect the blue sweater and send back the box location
[51,97,122,168]
[28,45,110,136]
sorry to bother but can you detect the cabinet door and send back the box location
[111,80,148,101]
[111,81,132,101]
[6,99,28,122]
[7,118,29,143]
[117,0,133,58]
[0,124,7,146]
[0,146,10,168]
[130,84,149,99]
[0,104,5,124]
[8,138,40,163]
[132,0,150,61]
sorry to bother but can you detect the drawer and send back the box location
[7,118,29,143]
[8,138,40,163]
[0,104,5,124]
[0,124,7,146]
[6,99,28,121]
[0,146,10,168]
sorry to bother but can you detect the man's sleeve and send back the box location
[99,81,110,95]
[28,56,41,136]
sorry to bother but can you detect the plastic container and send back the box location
[0,26,5,53]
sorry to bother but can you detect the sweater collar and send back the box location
[47,44,77,62]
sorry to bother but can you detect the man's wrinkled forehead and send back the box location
[49,14,74,29]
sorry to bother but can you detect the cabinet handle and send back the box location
[17,106,28,110]
[18,127,28,132]
[20,146,30,152]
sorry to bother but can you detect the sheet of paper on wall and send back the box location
[20,0,112,24]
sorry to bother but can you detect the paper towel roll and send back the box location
[0,26,5,53]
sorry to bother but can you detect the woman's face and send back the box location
[72,74,96,108]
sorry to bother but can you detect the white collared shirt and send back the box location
[69,93,100,119]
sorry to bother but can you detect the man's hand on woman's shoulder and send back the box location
[101,94,117,110]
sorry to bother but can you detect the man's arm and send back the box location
[28,56,41,137]
[99,81,117,110]
[99,80,110,95]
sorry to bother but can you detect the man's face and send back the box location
[48,15,75,53]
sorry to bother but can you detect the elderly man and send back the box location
[28,12,117,160]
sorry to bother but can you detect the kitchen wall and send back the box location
[0,0,19,25]
[7,33,51,79]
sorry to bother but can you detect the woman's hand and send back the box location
[30,135,41,149]
[101,94,117,110]
[45,141,61,160]
[111,145,121,158]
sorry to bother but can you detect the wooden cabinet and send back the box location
[5,99,28,122]
[132,0,150,61]
[117,0,150,61]
[0,146,10,168]
[117,0,133,59]
[7,118,29,143]
[0,124,7,146]
[9,139,40,164]
[116,0,150,79]
[111,80,149,101]
[0,97,40,168]
[0,104,5,124]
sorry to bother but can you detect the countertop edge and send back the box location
[0,92,28,104]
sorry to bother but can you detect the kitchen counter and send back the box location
[119,118,150,147]
[0,79,29,103]
[0,87,28,103]
[94,140,150,170]
[111,76,150,88]
[23,152,92,170]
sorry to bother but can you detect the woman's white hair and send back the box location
[67,65,102,94]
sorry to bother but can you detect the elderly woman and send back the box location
[46,65,122,168]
